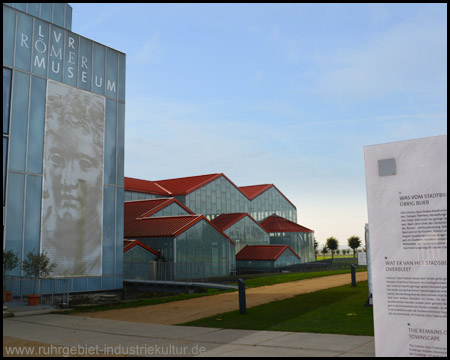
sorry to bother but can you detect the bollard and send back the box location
[351,264,356,286]
[238,278,246,314]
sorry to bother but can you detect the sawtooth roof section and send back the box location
[211,213,269,233]
[239,184,297,210]
[124,199,166,228]
[238,184,273,199]
[153,173,223,196]
[260,214,314,233]
[124,198,193,227]
[125,174,296,209]
[236,245,300,261]
[123,239,160,257]
[124,215,234,244]
[136,198,195,218]
[125,177,172,196]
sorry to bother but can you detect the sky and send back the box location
[70,3,447,248]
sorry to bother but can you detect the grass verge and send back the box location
[60,269,367,315]
[181,280,373,336]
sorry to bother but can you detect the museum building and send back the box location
[3,3,126,294]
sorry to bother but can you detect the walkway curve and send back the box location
[80,271,368,325]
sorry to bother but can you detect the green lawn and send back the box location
[182,281,374,336]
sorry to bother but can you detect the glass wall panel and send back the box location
[52,3,65,28]
[65,5,72,31]
[15,12,33,72]
[9,70,30,172]
[117,102,125,185]
[106,48,118,99]
[3,6,16,67]
[87,277,101,291]
[27,75,46,174]
[104,99,116,185]
[24,174,42,256]
[64,31,78,87]
[78,37,92,91]
[40,3,52,23]
[31,19,49,77]
[3,68,12,134]
[102,185,115,275]
[48,26,64,82]
[4,172,25,275]
[13,3,26,12]
[115,186,124,276]
[27,3,39,17]
[3,138,8,204]
[92,43,105,95]
[118,53,126,102]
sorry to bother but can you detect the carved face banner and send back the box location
[42,80,105,276]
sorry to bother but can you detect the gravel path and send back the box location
[80,272,368,325]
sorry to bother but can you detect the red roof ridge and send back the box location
[236,244,300,261]
[123,239,160,257]
[260,214,313,233]
[211,213,269,234]
[137,197,195,218]
[154,173,223,195]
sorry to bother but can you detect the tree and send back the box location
[313,237,319,260]
[22,250,57,295]
[347,236,362,258]
[3,250,19,303]
[326,237,339,262]
[321,245,328,255]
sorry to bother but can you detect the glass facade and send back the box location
[185,176,248,219]
[126,176,298,223]
[137,219,234,280]
[269,232,315,263]
[3,4,125,292]
[248,186,297,223]
[123,245,158,280]
[125,190,161,201]
[237,249,301,271]
[224,216,270,254]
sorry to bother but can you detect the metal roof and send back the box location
[123,239,160,257]
[124,215,234,244]
[260,214,314,233]
[238,184,273,199]
[124,177,172,196]
[236,245,300,261]
[211,213,269,233]
[154,173,223,195]
[124,174,296,209]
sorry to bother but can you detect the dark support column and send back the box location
[351,264,356,286]
[238,278,246,314]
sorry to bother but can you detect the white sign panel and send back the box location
[41,80,105,276]
[357,252,367,266]
[364,135,447,357]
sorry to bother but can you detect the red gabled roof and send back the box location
[239,184,297,209]
[236,245,300,261]
[260,214,314,233]
[211,213,269,233]
[124,198,194,229]
[124,215,235,245]
[239,184,273,199]
[125,174,296,210]
[137,198,195,218]
[154,173,223,196]
[124,177,172,196]
[123,239,160,257]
